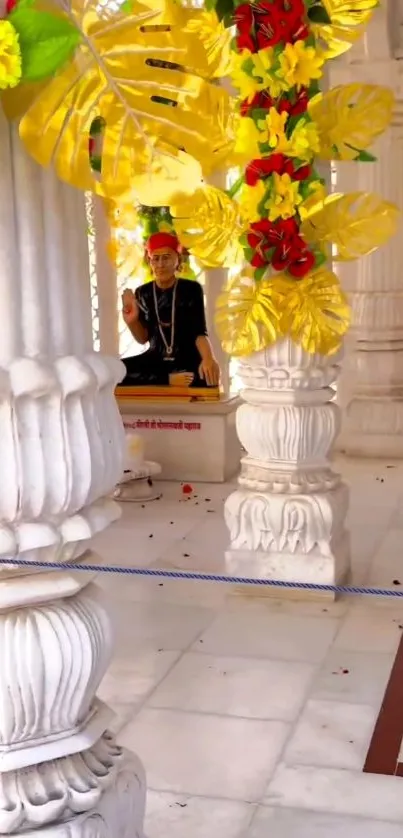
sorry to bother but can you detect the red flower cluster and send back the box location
[240,88,309,117]
[6,0,17,12]
[235,0,309,54]
[248,218,315,278]
[245,153,311,187]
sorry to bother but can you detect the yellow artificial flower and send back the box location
[239,180,267,223]
[276,40,324,90]
[233,116,260,160]
[287,119,320,160]
[0,20,22,90]
[231,50,257,101]
[252,48,289,98]
[259,107,289,151]
[264,172,302,221]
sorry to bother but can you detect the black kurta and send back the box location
[121,279,209,386]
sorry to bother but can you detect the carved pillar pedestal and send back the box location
[0,109,146,836]
[225,340,350,592]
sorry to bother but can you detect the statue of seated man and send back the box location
[120,232,220,388]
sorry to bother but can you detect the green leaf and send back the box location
[214,0,235,24]
[355,149,377,162]
[307,4,327,22]
[90,154,102,173]
[9,7,80,82]
[307,3,332,22]
[90,116,106,137]
[254,266,266,281]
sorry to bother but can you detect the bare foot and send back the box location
[169,372,194,387]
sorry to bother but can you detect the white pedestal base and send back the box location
[119,398,242,483]
[225,484,350,599]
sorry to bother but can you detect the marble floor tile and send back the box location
[148,652,315,721]
[98,649,180,733]
[121,708,290,801]
[145,791,254,838]
[111,599,216,655]
[283,699,376,770]
[311,649,394,706]
[247,806,403,837]
[192,609,340,663]
[265,764,403,822]
[334,606,403,654]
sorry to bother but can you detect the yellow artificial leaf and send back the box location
[312,0,377,58]
[107,236,143,282]
[215,274,282,357]
[17,0,232,199]
[301,192,400,261]
[275,268,350,355]
[181,9,232,79]
[309,84,395,161]
[170,185,246,268]
[101,148,204,206]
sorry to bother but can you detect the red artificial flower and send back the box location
[235,4,256,52]
[6,0,17,12]
[245,155,311,187]
[277,88,309,117]
[248,218,315,278]
[240,90,274,116]
[287,248,315,277]
[235,1,284,53]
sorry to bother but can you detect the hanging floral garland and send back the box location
[170,0,399,356]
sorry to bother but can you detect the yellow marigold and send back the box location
[287,120,320,161]
[239,180,267,223]
[264,172,302,222]
[276,40,324,90]
[0,20,22,90]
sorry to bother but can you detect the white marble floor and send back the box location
[93,456,403,837]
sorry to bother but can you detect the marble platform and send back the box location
[117,397,242,483]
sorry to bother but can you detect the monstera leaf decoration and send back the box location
[15,0,233,200]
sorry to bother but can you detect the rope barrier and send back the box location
[0,557,402,599]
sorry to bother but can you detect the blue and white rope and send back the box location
[0,557,401,599]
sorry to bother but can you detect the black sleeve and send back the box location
[135,286,150,329]
[190,281,208,338]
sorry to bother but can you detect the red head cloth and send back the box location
[146,232,181,255]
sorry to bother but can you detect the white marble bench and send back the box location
[117,397,242,482]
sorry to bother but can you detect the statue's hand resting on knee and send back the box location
[169,372,195,387]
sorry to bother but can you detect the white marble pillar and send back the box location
[0,108,146,836]
[205,266,230,396]
[225,340,350,591]
[336,116,403,457]
[92,197,120,356]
